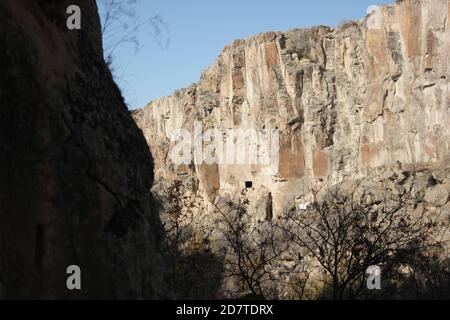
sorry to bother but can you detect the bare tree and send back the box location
[158,177,448,300]
[380,241,450,299]
[98,0,169,74]
[159,180,222,299]
[278,182,443,299]
[212,196,291,299]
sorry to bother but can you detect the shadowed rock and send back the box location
[0,0,170,299]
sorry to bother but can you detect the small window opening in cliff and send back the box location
[245,181,253,189]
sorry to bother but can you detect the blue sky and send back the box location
[107,0,394,109]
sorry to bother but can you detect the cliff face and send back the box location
[0,0,169,298]
[134,0,449,215]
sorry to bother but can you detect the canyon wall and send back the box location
[134,0,449,217]
[0,0,170,299]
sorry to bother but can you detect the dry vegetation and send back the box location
[160,180,450,300]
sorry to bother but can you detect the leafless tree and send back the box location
[98,0,169,72]
[159,178,448,300]
[277,182,444,299]
[212,195,291,299]
[380,242,450,299]
[159,180,222,299]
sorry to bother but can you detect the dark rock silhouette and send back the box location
[0,0,170,299]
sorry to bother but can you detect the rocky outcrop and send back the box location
[0,0,169,299]
[134,0,449,217]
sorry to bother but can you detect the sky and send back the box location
[105,0,394,110]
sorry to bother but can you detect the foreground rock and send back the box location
[0,0,169,299]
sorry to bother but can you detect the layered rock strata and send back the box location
[133,0,449,217]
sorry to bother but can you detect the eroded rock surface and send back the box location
[134,0,449,217]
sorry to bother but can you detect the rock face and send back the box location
[134,0,449,217]
[0,0,169,299]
